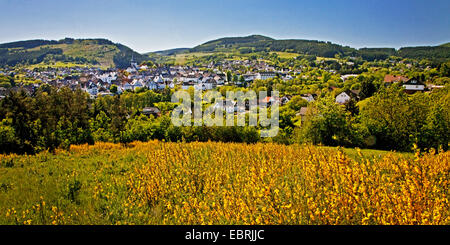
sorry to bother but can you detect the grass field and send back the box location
[0,141,448,225]
[27,61,98,69]
[173,52,218,65]
[316,56,339,62]
[171,51,300,64]
[270,51,301,59]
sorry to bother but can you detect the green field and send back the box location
[173,52,221,65]
[270,51,301,59]
[316,56,339,62]
[27,61,98,69]
[1,141,446,225]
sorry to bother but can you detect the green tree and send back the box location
[239,75,246,86]
[359,79,377,100]
[1,90,36,153]
[359,85,413,151]
[286,95,308,112]
[226,71,232,82]
[110,84,118,94]
[0,118,19,153]
[439,61,450,77]
[299,96,350,146]
[232,74,238,83]
[109,96,128,142]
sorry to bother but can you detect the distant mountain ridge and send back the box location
[1,36,449,68]
[185,35,450,62]
[190,34,356,57]
[0,38,146,68]
[150,48,190,56]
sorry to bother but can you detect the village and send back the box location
[0,58,284,98]
[0,55,439,111]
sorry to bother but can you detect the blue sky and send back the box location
[0,0,449,53]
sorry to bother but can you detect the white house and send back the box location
[161,74,173,82]
[146,81,158,90]
[301,94,315,103]
[340,74,358,82]
[98,72,117,83]
[194,83,205,91]
[98,92,114,97]
[185,74,199,83]
[182,81,194,90]
[403,78,425,93]
[126,67,137,73]
[154,75,164,84]
[194,81,214,91]
[335,92,351,104]
[157,83,166,90]
[86,82,98,97]
[213,100,236,114]
[243,74,256,83]
[116,86,124,94]
[216,78,225,86]
[204,80,215,90]
[283,74,294,81]
[123,82,133,91]
[132,79,144,89]
[256,72,276,80]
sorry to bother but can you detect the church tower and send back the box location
[130,54,138,69]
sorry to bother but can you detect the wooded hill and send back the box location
[0,38,146,68]
[147,35,448,63]
[190,35,357,58]
[187,35,450,61]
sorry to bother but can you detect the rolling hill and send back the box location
[397,44,450,61]
[150,48,190,56]
[0,38,147,68]
[189,34,357,57]
[150,35,450,63]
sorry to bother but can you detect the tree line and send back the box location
[0,84,448,154]
[297,84,449,151]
